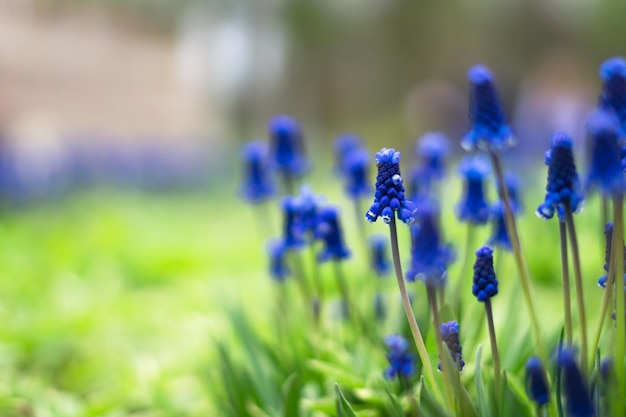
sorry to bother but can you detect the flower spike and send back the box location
[456,156,491,225]
[557,348,595,417]
[383,334,415,380]
[239,141,276,203]
[599,56,626,134]
[316,206,350,262]
[268,115,308,178]
[439,321,465,371]
[472,246,498,302]
[525,356,550,406]
[586,110,623,196]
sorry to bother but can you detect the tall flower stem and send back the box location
[589,241,616,372]
[426,284,456,411]
[613,194,625,415]
[563,204,588,375]
[332,261,359,327]
[558,221,573,346]
[309,244,323,324]
[290,252,314,316]
[452,224,475,314]
[484,299,502,406]
[388,217,442,401]
[489,150,544,358]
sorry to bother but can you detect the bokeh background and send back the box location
[0,0,625,415]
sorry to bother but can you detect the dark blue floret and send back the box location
[462,65,515,152]
[316,206,351,262]
[525,356,550,406]
[536,133,584,220]
[370,235,391,277]
[333,133,362,174]
[267,239,290,282]
[405,207,454,287]
[599,57,626,135]
[281,196,305,250]
[343,148,372,199]
[439,321,465,371]
[557,348,595,417]
[268,115,308,178]
[456,156,491,224]
[586,110,623,196]
[239,141,276,203]
[488,202,512,251]
[472,246,498,302]
[383,334,415,380]
[366,148,417,225]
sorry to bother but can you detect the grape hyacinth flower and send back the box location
[342,148,372,200]
[268,115,308,189]
[267,239,290,282]
[525,356,550,407]
[503,172,523,213]
[281,196,306,250]
[536,133,584,220]
[370,235,391,277]
[405,206,454,287]
[472,246,498,302]
[296,185,324,238]
[409,132,449,200]
[586,110,623,196]
[558,348,595,417]
[456,156,491,225]
[383,334,415,380]
[598,57,626,134]
[462,65,515,152]
[365,148,417,225]
[316,206,350,262]
[239,141,275,203]
[333,133,362,175]
[439,321,465,371]
[488,203,512,251]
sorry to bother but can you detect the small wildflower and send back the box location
[487,202,512,251]
[267,239,290,282]
[525,356,550,406]
[586,110,623,196]
[598,57,626,134]
[281,197,305,250]
[456,156,491,224]
[239,141,275,203]
[268,115,308,178]
[439,321,465,371]
[333,133,362,174]
[405,206,454,287]
[472,246,498,302]
[342,148,372,199]
[316,206,351,262]
[383,334,415,379]
[462,65,515,152]
[370,235,391,277]
[296,185,324,237]
[536,133,583,220]
[557,348,595,417]
[366,148,417,225]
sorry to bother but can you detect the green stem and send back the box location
[485,299,502,407]
[563,205,588,375]
[452,224,475,315]
[310,243,323,325]
[291,252,313,312]
[558,221,573,346]
[489,150,544,358]
[388,217,442,401]
[426,284,457,413]
[613,195,625,416]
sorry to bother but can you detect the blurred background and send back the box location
[1,0,626,202]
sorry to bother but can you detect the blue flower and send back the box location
[405,206,454,287]
[296,185,324,237]
[456,156,491,225]
[557,348,595,417]
[333,133,362,174]
[239,141,276,203]
[268,115,308,178]
[439,321,465,371]
[343,148,372,199]
[536,133,584,220]
[585,110,623,196]
[472,246,498,302]
[366,148,417,225]
[488,202,512,251]
[408,132,450,201]
[383,334,415,380]
[370,235,391,277]
[281,196,305,250]
[598,57,626,135]
[462,65,515,152]
[525,356,549,406]
[316,206,351,262]
[267,239,290,282]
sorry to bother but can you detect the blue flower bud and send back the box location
[384,334,415,379]
[268,115,308,178]
[557,348,595,417]
[316,206,350,262]
[586,110,623,196]
[525,356,550,406]
[439,321,465,371]
[472,246,498,302]
[456,156,491,224]
[599,57,626,135]
[239,141,276,203]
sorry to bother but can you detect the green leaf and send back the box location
[380,383,407,417]
[282,373,301,417]
[502,372,534,417]
[418,377,450,417]
[335,383,358,417]
[474,345,492,417]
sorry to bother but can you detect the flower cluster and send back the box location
[409,132,449,200]
[268,115,308,178]
[239,141,276,203]
[383,334,415,380]
[456,156,491,224]
[439,321,465,371]
[316,206,351,262]
[599,57,626,134]
[586,110,623,196]
[366,148,417,225]
[472,246,498,302]
[525,357,549,406]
